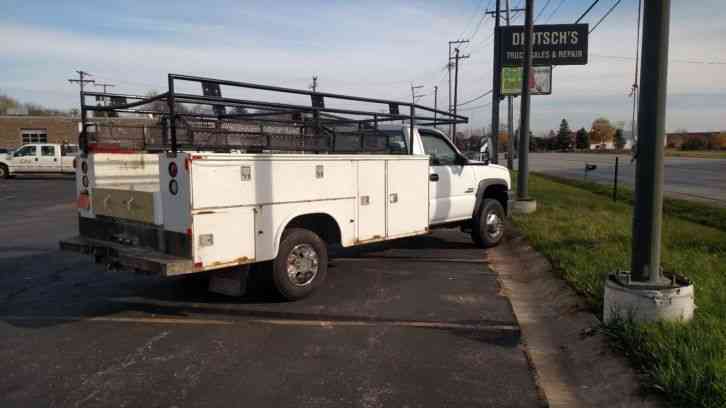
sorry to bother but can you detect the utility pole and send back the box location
[433,85,439,127]
[451,47,469,143]
[451,47,470,145]
[488,0,502,164]
[505,0,515,170]
[448,40,469,138]
[630,0,671,284]
[93,82,115,107]
[68,70,94,152]
[514,0,536,213]
[410,84,425,105]
[309,75,318,92]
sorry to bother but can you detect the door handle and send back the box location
[429,173,439,182]
[34,158,38,161]
[465,187,474,193]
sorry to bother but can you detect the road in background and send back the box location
[511,152,726,207]
[0,177,541,407]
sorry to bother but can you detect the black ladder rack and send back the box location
[79,73,467,155]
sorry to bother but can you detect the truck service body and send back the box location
[60,74,511,299]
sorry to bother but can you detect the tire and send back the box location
[272,228,328,300]
[0,164,9,179]
[471,198,506,248]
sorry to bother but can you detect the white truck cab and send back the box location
[0,143,79,178]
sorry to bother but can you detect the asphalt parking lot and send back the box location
[0,176,541,407]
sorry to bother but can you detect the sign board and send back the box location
[501,66,552,96]
[499,24,588,66]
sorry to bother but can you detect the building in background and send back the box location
[0,116,79,149]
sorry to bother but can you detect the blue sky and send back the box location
[1,0,724,133]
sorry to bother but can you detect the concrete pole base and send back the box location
[603,273,695,324]
[512,199,537,214]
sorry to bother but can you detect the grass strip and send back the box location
[532,171,726,232]
[511,174,726,408]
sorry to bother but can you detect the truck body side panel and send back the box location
[356,160,386,243]
[386,159,429,238]
[193,207,256,269]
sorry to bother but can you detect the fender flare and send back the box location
[472,178,509,218]
[272,211,344,259]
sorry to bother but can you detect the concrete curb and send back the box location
[487,230,660,408]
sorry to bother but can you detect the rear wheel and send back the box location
[0,164,9,179]
[471,198,505,248]
[272,228,328,300]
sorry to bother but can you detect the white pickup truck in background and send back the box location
[0,143,79,178]
[60,74,512,300]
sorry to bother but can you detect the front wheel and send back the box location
[272,228,328,300]
[0,164,9,179]
[471,199,505,248]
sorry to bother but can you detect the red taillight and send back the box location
[77,193,90,209]
[168,162,178,178]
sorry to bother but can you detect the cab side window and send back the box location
[41,146,56,157]
[14,145,37,157]
[419,132,458,165]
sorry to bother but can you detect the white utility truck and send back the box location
[0,143,79,178]
[60,74,511,300]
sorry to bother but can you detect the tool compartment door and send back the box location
[356,160,386,243]
[386,158,429,238]
[193,207,255,269]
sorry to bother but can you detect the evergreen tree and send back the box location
[575,127,589,150]
[614,128,626,150]
[556,118,572,150]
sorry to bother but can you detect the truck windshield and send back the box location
[14,146,37,157]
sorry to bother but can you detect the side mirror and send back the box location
[481,150,490,165]
[430,156,441,166]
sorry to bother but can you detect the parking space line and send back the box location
[332,256,488,264]
[1,315,519,332]
[2,315,234,325]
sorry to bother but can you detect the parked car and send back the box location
[0,143,79,178]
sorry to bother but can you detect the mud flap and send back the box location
[208,266,250,297]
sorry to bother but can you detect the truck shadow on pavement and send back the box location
[1,230,514,351]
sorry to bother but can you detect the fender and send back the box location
[473,178,509,218]
[271,210,345,259]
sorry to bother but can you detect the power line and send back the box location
[544,0,567,23]
[459,101,493,111]
[590,53,726,65]
[589,0,623,33]
[575,0,601,23]
[457,89,493,106]
[534,0,553,22]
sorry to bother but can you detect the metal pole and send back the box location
[505,0,514,170]
[453,48,461,144]
[516,0,534,200]
[168,75,177,154]
[491,0,501,164]
[448,42,453,138]
[433,85,438,127]
[613,156,619,202]
[630,0,670,283]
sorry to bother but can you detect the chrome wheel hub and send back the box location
[286,243,319,287]
[485,211,503,239]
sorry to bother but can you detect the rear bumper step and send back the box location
[60,235,194,276]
